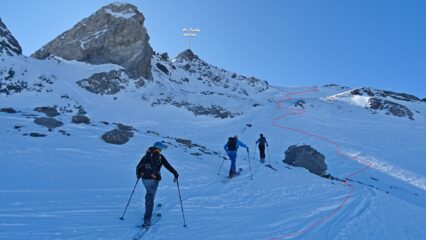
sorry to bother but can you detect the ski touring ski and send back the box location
[224,168,243,182]
[265,164,278,171]
[132,203,162,240]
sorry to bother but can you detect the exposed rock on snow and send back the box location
[172,50,269,93]
[152,97,240,118]
[0,107,17,113]
[0,68,26,95]
[283,145,327,176]
[77,70,129,95]
[160,52,169,61]
[58,130,71,136]
[32,3,153,79]
[176,138,192,147]
[351,87,422,102]
[176,49,199,61]
[72,114,91,124]
[0,18,22,56]
[34,117,64,129]
[101,123,135,145]
[326,87,420,120]
[0,68,56,95]
[155,63,169,75]
[34,106,59,117]
[369,98,414,120]
[116,123,136,132]
[29,132,47,137]
[294,99,306,109]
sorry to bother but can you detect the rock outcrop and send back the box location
[34,117,63,130]
[101,123,135,145]
[34,106,59,117]
[0,107,17,113]
[351,87,422,103]
[77,70,129,95]
[72,114,91,124]
[369,98,414,120]
[283,145,327,176]
[0,18,22,56]
[32,3,153,79]
[176,49,199,61]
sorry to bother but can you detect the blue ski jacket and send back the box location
[224,140,249,152]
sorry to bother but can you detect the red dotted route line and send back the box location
[271,87,372,239]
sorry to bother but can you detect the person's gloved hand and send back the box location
[136,174,141,179]
[246,148,249,153]
[173,173,179,181]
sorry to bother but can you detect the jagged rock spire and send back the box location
[0,18,22,56]
[32,3,153,79]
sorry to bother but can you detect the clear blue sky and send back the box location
[1,0,425,97]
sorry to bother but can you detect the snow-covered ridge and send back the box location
[324,88,372,108]
[324,87,424,120]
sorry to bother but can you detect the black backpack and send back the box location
[138,148,162,179]
[227,137,237,151]
[258,136,266,146]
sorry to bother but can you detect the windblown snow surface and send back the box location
[1,54,426,240]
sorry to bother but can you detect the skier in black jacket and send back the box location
[136,141,179,227]
[255,133,269,163]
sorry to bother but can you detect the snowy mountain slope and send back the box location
[1,75,426,239]
[324,86,425,121]
[1,4,426,240]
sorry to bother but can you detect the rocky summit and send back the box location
[31,3,153,79]
[0,18,22,56]
[176,49,199,61]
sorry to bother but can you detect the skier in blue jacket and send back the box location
[224,135,249,178]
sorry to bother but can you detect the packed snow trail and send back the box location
[270,87,373,239]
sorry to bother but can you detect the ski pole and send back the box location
[247,150,253,180]
[119,178,139,220]
[253,144,257,161]
[267,145,272,164]
[217,154,226,175]
[175,179,187,227]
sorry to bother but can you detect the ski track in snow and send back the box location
[270,87,373,239]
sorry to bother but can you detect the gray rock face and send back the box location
[0,18,22,56]
[0,107,17,113]
[369,98,414,120]
[77,70,129,95]
[29,132,47,137]
[160,52,169,61]
[32,3,153,79]
[156,63,169,75]
[152,97,240,118]
[72,115,91,124]
[176,138,192,147]
[176,49,199,61]
[283,145,327,176]
[34,106,59,117]
[101,123,135,145]
[351,87,421,102]
[34,117,63,129]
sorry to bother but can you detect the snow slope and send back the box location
[1,53,426,240]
